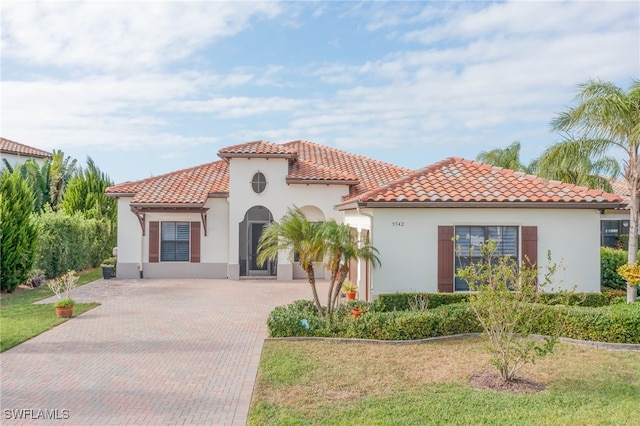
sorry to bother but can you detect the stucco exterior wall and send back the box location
[226,157,348,279]
[0,152,48,171]
[360,207,601,298]
[115,198,229,279]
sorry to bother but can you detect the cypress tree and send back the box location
[0,169,38,292]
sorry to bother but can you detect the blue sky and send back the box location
[2,1,638,184]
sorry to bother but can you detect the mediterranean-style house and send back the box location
[0,137,52,171]
[106,140,622,298]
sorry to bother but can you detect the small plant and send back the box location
[341,281,358,292]
[47,270,79,301]
[408,293,429,311]
[101,257,116,267]
[455,239,570,382]
[54,297,75,309]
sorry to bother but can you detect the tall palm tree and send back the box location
[257,207,325,316]
[321,220,380,314]
[476,141,533,172]
[535,138,620,192]
[552,79,640,302]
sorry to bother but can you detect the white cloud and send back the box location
[1,1,281,72]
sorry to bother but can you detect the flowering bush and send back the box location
[47,270,79,300]
[616,263,640,286]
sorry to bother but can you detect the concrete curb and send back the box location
[267,333,640,351]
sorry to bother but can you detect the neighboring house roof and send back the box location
[609,178,631,207]
[0,137,52,159]
[338,157,623,209]
[107,140,411,205]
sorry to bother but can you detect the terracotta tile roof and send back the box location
[609,178,631,207]
[0,137,52,158]
[341,157,623,207]
[284,140,412,198]
[287,160,360,184]
[106,160,229,205]
[218,140,297,159]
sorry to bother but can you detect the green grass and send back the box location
[0,268,102,352]
[249,339,640,425]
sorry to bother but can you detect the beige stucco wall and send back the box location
[226,157,349,280]
[354,207,602,298]
[114,197,229,279]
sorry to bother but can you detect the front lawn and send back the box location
[0,268,102,352]
[249,338,640,425]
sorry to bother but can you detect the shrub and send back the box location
[267,300,327,338]
[33,209,113,278]
[557,303,640,344]
[537,292,607,307]
[373,293,469,312]
[601,247,628,290]
[0,169,38,292]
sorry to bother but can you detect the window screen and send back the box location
[161,222,190,262]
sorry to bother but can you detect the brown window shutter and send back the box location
[190,221,201,263]
[149,221,159,263]
[438,226,454,293]
[521,226,537,270]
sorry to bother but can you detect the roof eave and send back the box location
[286,178,360,185]
[130,202,206,208]
[336,201,624,210]
[218,153,297,160]
[106,192,136,198]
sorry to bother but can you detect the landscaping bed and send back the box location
[267,294,640,344]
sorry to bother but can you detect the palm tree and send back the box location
[535,138,620,192]
[257,207,325,316]
[476,141,533,172]
[551,79,640,302]
[321,220,380,314]
[49,149,77,210]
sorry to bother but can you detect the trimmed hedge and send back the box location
[537,292,607,307]
[373,293,470,312]
[374,292,607,311]
[267,300,640,344]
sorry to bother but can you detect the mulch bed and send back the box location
[469,370,545,394]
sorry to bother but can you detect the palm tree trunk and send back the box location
[627,152,639,303]
[305,265,324,317]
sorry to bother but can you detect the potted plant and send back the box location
[47,270,78,318]
[54,298,75,318]
[342,281,358,300]
[101,257,117,280]
[27,269,46,288]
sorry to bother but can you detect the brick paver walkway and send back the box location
[1,278,327,425]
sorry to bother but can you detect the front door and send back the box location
[249,222,269,276]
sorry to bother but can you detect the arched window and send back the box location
[251,172,267,194]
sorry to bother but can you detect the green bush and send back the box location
[537,292,607,307]
[556,303,640,344]
[0,169,38,292]
[33,209,113,278]
[373,293,470,312]
[267,300,640,344]
[601,247,628,290]
[602,288,627,303]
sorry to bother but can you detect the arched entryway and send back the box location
[239,206,275,277]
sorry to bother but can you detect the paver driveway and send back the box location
[1,278,328,425]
